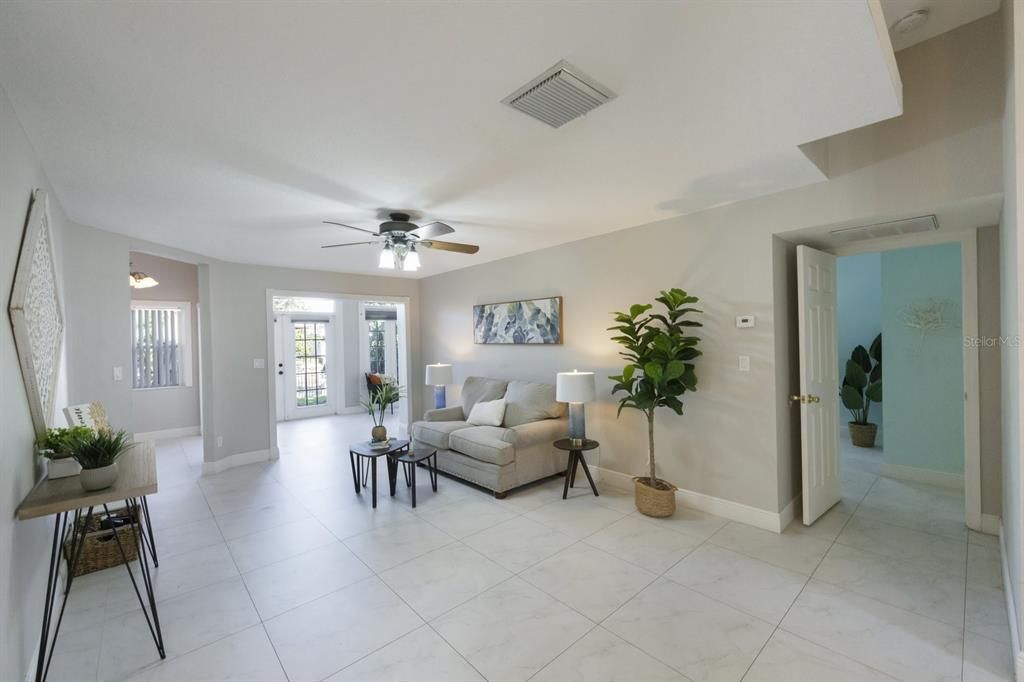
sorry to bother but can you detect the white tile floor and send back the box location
[47,416,1014,682]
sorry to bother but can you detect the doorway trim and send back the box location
[825,229,981,531]
[264,289,413,461]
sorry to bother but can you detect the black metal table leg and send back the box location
[562,451,576,500]
[430,454,438,491]
[140,496,158,567]
[576,452,599,497]
[411,462,417,508]
[387,456,398,497]
[104,501,165,658]
[371,458,378,508]
[569,452,579,488]
[349,451,360,494]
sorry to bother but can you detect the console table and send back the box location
[17,442,163,682]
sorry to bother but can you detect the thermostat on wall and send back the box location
[736,315,755,328]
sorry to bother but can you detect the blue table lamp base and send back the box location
[433,385,446,409]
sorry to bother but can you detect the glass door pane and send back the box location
[293,321,328,407]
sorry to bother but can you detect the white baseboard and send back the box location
[778,495,801,531]
[202,448,272,475]
[999,522,1024,682]
[879,462,964,489]
[981,513,1001,536]
[134,425,200,442]
[595,466,789,533]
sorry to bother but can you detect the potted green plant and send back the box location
[72,428,133,491]
[841,333,883,448]
[362,382,404,443]
[36,426,93,479]
[609,288,703,517]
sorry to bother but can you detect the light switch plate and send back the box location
[253,358,266,369]
[736,315,755,328]
[113,366,123,381]
[738,355,750,372]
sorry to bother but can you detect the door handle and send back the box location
[790,394,820,405]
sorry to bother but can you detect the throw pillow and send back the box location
[467,398,506,427]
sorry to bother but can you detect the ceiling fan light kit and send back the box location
[321,211,479,272]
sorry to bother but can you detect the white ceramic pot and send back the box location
[80,463,119,491]
[47,457,82,479]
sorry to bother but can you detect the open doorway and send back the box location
[267,291,410,458]
[783,225,985,532]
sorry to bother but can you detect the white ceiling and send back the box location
[0,1,902,278]
[880,0,1001,51]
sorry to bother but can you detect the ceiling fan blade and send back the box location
[323,220,379,236]
[408,221,455,240]
[420,239,480,254]
[320,241,379,249]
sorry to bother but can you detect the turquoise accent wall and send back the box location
[837,253,883,429]
[881,242,963,474]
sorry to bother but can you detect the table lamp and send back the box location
[425,363,453,409]
[556,370,595,447]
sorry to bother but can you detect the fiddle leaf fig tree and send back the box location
[608,289,703,489]
[840,333,882,425]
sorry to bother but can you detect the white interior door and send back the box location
[797,245,841,524]
[283,317,335,420]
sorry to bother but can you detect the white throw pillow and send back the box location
[467,398,506,426]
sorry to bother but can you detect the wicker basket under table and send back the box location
[63,507,140,577]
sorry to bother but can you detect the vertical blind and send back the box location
[131,308,181,388]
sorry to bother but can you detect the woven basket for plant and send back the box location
[634,477,677,517]
[848,422,878,448]
[63,508,140,577]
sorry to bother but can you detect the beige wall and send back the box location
[1000,0,1024,655]
[129,251,202,434]
[977,226,1003,518]
[419,15,1004,514]
[0,83,73,682]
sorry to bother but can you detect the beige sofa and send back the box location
[411,376,568,497]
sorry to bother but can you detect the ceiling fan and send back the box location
[321,212,480,272]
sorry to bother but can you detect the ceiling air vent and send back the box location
[502,60,614,129]
[829,214,939,242]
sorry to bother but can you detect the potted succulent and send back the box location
[36,426,93,479]
[72,428,133,491]
[841,333,883,448]
[362,382,404,443]
[609,289,703,517]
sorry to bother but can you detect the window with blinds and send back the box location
[131,302,192,389]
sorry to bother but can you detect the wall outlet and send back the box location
[216,436,224,448]
[253,358,266,369]
[738,355,751,372]
[113,366,123,381]
[736,315,755,328]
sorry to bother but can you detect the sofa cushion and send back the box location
[502,380,566,427]
[460,376,508,419]
[449,426,516,466]
[467,398,506,426]
[411,420,473,450]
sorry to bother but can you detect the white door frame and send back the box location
[826,228,981,531]
[264,289,414,459]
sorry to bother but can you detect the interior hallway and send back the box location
[43,416,1015,682]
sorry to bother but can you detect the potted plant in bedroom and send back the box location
[841,333,883,448]
[72,428,133,491]
[362,382,404,444]
[609,288,703,517]
[36,426,93,479]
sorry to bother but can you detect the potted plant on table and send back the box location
[362,382,404,444]
[36,426,93,479]
[609,288,703,517]
[72,428,133,491]
[841,333,883,448]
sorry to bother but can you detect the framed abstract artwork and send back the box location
[473,296,563,345]
[9,189,64,436]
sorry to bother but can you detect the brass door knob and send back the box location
[790,394,821,405]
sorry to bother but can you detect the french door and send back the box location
[282,316,334,420]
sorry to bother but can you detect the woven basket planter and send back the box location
[634,477,677,517]
[63,508,140,577]
[848,422,878,448]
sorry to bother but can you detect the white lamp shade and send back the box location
[425,363,453,386]
[556,370,595,403]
